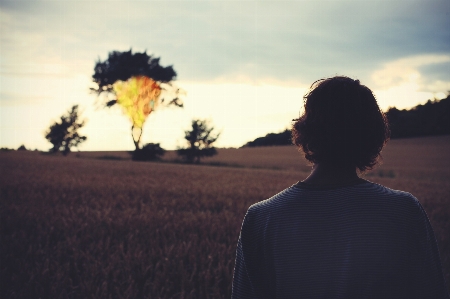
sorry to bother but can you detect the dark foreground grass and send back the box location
[0,152,298,299]
[1,149,449,298]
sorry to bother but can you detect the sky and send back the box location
[1,0,449,151]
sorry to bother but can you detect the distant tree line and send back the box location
[243,94,450,147]
[243,129,292,147]
[385,94,450,138]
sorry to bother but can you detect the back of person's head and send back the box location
[292,76,390,171]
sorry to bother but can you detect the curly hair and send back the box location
[292,76,390,172]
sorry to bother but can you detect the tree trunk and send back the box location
[132,125,143,151]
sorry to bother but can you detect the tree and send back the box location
[177,119,221,163]
[45,105,87,155]
[91,49,184,151]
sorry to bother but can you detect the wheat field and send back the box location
[1,135,449,298]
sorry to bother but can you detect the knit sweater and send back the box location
[232,179,449,299]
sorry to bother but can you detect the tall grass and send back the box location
[0,152,299,298]
[1,135,450,298]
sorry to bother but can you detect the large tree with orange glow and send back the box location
[91,49,183,150]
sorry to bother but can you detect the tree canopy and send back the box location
[91,50,176,96]
[113,76,162,129]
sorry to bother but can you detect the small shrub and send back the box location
[97,155,125,161]
[132,143,165,161]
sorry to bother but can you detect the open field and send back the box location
[1,135,450,298]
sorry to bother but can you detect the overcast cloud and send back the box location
[1,0,449,150]
[2,0,449,84]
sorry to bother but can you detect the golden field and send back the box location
[1,135,449,298]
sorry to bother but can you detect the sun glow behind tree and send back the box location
[113,76,162,149]
[91,50,183,151]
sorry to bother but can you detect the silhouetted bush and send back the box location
[17,145,27,151]
[132,143,165,161]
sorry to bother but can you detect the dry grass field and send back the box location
[1,135,449,298]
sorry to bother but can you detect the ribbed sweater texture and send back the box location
[232,180,449,299]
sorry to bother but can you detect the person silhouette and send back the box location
[232,76,449,299]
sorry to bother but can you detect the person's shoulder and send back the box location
[360,180,418,201]
[241,186,300,228]
[247,186,301,214]
[358,180,423,213]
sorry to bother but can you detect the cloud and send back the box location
[2,0,449,85]
[370,54,450,110]
[1,0,449,150]
[371,54,450,92]
[0,65,73,79]
[0,92,48,106]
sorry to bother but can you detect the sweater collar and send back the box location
[293,177,368,191]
